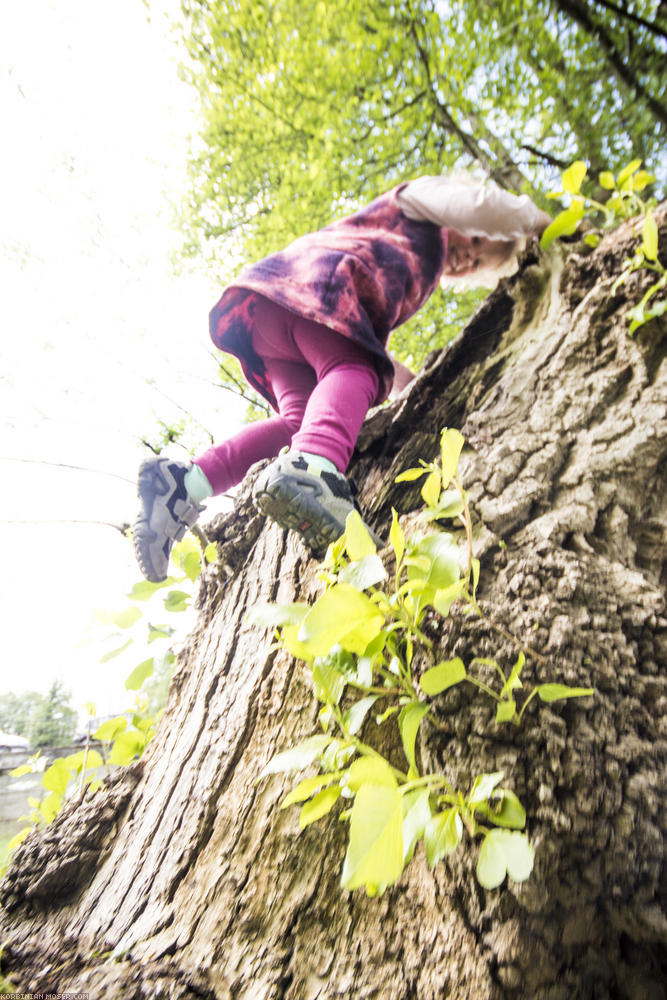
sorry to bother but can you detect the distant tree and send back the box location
[0,691,46,739]
[27,682,77,749]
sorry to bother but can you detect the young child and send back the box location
[134,175,550,582]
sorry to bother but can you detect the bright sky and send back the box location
[0,0,240,717]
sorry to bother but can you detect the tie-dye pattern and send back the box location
[208,185,447,407]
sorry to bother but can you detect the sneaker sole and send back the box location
[133,460,189,582]
[253,475,347,558]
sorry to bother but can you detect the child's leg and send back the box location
[288,316,380,471]
[193,357,315,495]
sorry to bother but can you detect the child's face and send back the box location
[444,233,511,276]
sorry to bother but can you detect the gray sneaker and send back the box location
[133,457,203,582]
[253,451,379,558]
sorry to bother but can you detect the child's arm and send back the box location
[398,176,551,239]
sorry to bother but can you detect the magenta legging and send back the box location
[193,295,381,495]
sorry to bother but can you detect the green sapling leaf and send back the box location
[40,792,63,824]
[338,554,387,590]
[109,729,146,766]
[390,508,405,566]
[440,428,464,487]
[598,170,615,190]
[204,542,218,563]
[299,786,342,827]
[495,699,516,724]
[340,783,404,892]
[164,590,190,612]
[500,652,524,699]
[281,774,342,809]
[127,579,172,601]
[312,657,346,706]
[125,657,155,691]
[257,734,333,780]
[100,639,133,663]
[344,510,377,560]
[468,771,505,805]
[642,212,658,261]
[345,756,397,791]
[487,789,526,829]
[298,583,384,655]
[246,602,309,629]
[536,684,594,703]
[561,160,587,195]
[425,807,463,867]
[540,200,585,249]
[402,789,432,864]
[432,580,465,617]
[94,716,128,742]
[476,829,534,889]
[398,702,430,776]
[42,759,72,797]
[617,158,642,187]
[421,469,442,508]
[395,467,428,483]
[420,657,466,695]
[344,695,380,735]
[183,551,202,583]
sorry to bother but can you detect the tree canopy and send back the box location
[179,0,665,333]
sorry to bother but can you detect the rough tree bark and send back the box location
[1,215,665,1000]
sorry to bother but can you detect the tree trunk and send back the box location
[1,216,666,999]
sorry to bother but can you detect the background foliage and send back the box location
[178,0,665,369]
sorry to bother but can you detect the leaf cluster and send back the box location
[249,428,592,895]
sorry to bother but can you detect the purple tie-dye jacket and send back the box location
[209,185,448,407]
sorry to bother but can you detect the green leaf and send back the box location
[298,583,384,655]
[561,160,587,195]
[469,771,505,805]
[9,763,33,778]
[495,699,516,723]
[100,639,133,663]
[421,469,441,507]
[338,554,387,590]
[94,716,128,742]
[204,542,218,563]
[617,158,642,186]
[476,829,534,889]
[340,783,404,892]
[280,773,341,809]
[42,758,72,797]
[440,428,464,486]
[280,624,314,661]
[584,232,600,247]
[148,624,175,644]
[345,756,397,791]
[471,558,480,595]
[389,508,405,566]
[425,807,463,867]
[398,702,430,776]
[630,170,654,192]
[109,729,145,766]
[164,590,190,612]
[539,200,585,249]
[246,602,309,629]
[257,734,332,780]
[312,657,346,706]
[299,785,342,827]
[598,170,615,190]
[344,695,380,735]
[407,534,460,607]
[111,607,143,629]
[487,789,526,830]
[402,788,432,864]
[82,749,104,770]
[125,657,155,691]
[420,657,466,696]
[344,509,377,560]
[82,701,97,716]
[642,212,658,261]
[432,580,465,617]
[127,579,172,600]
[40,791,63,824]
[395,467,428,483]
[184,551,202,583]
[500,652,524,698]
[536,684,594,703]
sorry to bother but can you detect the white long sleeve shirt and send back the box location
[397,175,551,239]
